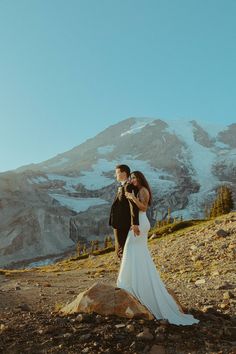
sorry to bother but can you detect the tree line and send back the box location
[205,185,234,218]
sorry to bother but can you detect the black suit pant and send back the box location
[113,227,130,260]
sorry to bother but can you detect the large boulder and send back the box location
[60,282,154,320]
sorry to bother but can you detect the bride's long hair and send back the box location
[131,171,152,206]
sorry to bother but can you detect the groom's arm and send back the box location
[126,184,139,226]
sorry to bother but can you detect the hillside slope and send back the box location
[0,212,235,353]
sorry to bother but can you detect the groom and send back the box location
[109,164,140,260]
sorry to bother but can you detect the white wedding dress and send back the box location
[117,211,199,325]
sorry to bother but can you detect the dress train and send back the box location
[117,212,199,326]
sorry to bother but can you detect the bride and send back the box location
[117,170,199,326]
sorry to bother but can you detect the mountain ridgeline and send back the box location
[0,118,235,267]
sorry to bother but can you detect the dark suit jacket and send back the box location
[109,181,139,229]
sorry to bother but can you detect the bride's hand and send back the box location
[125,192,134,200]
[132,225,140,236]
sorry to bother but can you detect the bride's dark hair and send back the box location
[131,171,152,206]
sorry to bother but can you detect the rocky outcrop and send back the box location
[60,282,154,320]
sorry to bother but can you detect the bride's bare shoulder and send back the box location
[139,187,149,195]
[138,187,150,201]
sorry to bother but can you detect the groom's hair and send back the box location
[116,164,130,177]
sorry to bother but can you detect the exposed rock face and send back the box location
[69,204,111,242]
[217,123,236,148]
[190,120,214,148]
[60,282,154,320]
[0,117,235,267]
[0,172,76,268]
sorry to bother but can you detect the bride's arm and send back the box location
[125,188,149,212]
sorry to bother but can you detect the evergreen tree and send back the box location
[222,185,234,212]
[210,201,218,218]
[90,240,95,253]
[167,208,171,224]
[104,236,108,248]
[209,185,234,217]
[94,240,99,250]
[76,242,82,255]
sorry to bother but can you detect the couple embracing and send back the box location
[109,164,199,326]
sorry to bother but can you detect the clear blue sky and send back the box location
[0,0,235,172]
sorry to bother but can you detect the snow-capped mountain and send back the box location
[0,117,235,267]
